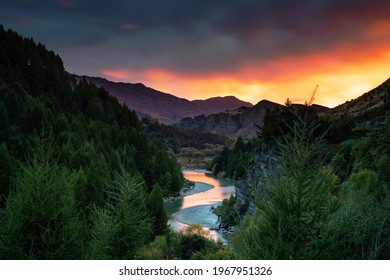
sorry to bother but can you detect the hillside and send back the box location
[208,83,390,259]
[176,100,285,139]
[176,78,390,140]
[324,78,390,120]
[0,26,184,259]
[79,76,252,124]
[192,96,252,115]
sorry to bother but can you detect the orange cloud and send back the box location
[102,20,390,108]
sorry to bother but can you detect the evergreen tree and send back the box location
[323,170,390,259]
[148,183,168,236]
[169,158,183,194]
[0,143,14,207]
[87,170,153,259]
[231,112,338,259]
[158,172,172,196]
[0,136,83,259]
[0,27,184,260]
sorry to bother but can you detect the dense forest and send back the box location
[206,136,257,180]
[0,26,216,259]
[1,26,389,260]
[211,100,390,259]
[142,118,228,153]
[141,119,231,168]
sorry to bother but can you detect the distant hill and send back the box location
[78,76,252,124]
[176,100,283,139]
[176,79,390,140]
[192,96,252,115]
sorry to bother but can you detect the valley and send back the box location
[0,24,389,261]
[80,75,253,124]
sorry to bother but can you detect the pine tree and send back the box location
[0,135,83,259]
[148,183,168,236]
[0,143,13,207]
[231,110,338,259]
[87,170,153,259]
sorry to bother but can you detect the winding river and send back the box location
[164,170,236,242]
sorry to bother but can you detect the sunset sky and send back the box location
[1,0,390,107]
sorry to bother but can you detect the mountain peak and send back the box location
[80,75,253,124]
[254,99,279,106]
[192,96,253,115]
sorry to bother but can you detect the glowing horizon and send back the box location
[101,18,390,108]
[101,59,389,109]
[3,1,390,108]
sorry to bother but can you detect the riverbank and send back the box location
[164,169,215,202]
[164,181,214,202]
[181,181,214,196]
[165,170,236,243]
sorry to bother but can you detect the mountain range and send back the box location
[81,75,389,140]
[176,101,330,139]
[78,76,252,124]
[175,79,390,139]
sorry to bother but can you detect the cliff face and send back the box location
[176,100,282,139]
[176,100,332,140]
[177,110,243,135]
[235,144,278,215]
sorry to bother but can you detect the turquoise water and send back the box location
[165,170,235,242]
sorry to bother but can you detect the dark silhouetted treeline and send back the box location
[0,26,185,259]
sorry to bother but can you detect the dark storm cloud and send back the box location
[0,15,32,26]
[1,0,389,75]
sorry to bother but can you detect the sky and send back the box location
[1,0,390,107]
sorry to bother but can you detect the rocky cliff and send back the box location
[176,100,282,139]
[234,143,278,215]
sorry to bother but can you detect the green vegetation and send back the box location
[142,118,228,153]
[0,136,84,259]
[142,118,230,168]
[228,106,390,259]
[1,25,389,260]
[136,224,231,260]
[212,195,238,228]
[206,136,257,179]
[231,115,339,259]
[148,183,168,235]
[0,26,184,259]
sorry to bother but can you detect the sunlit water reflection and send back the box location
[165,170,235,242]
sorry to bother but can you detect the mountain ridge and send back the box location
[323,78,390,120]
[78,76,389,139]
[176,99,285,139]
[176,78,390,139]
[78,75,253,124]
[192,96,252,115]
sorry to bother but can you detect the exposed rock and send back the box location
[176,100,331,140]
[176,100,281,139]
[234,143,278,215]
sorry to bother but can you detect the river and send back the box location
[164,170,236,242]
